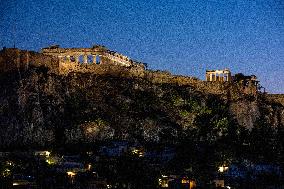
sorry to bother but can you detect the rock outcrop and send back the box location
[0,48,283,149]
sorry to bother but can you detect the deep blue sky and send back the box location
[0,0,283,93]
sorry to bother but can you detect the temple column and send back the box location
[209,73,213,81]
[66,55,71,62]
[75,56,79,63]
[93,55,97,64]
[58,56,63,64]
[83,55,88,64]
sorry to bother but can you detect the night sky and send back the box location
[0,0,283,93]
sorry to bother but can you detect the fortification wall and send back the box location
[266,94,284,106]
[0,47,146,76]
[0,48,59,73]
[144,70,231,96]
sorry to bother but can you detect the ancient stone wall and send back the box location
[266,94,284,106]
[144,70,231,97]
[0,48,59,73]
[0,46,146,76]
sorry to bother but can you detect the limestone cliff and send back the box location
[0,49,283,149]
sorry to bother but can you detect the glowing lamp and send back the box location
[67,171,76,177]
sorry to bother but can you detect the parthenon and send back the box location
[41,45,145,68]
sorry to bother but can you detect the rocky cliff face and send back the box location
[0,49,283,149]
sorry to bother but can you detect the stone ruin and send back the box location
[0,45,147,75]
[41,44,146,69]
[206,68,262,95]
